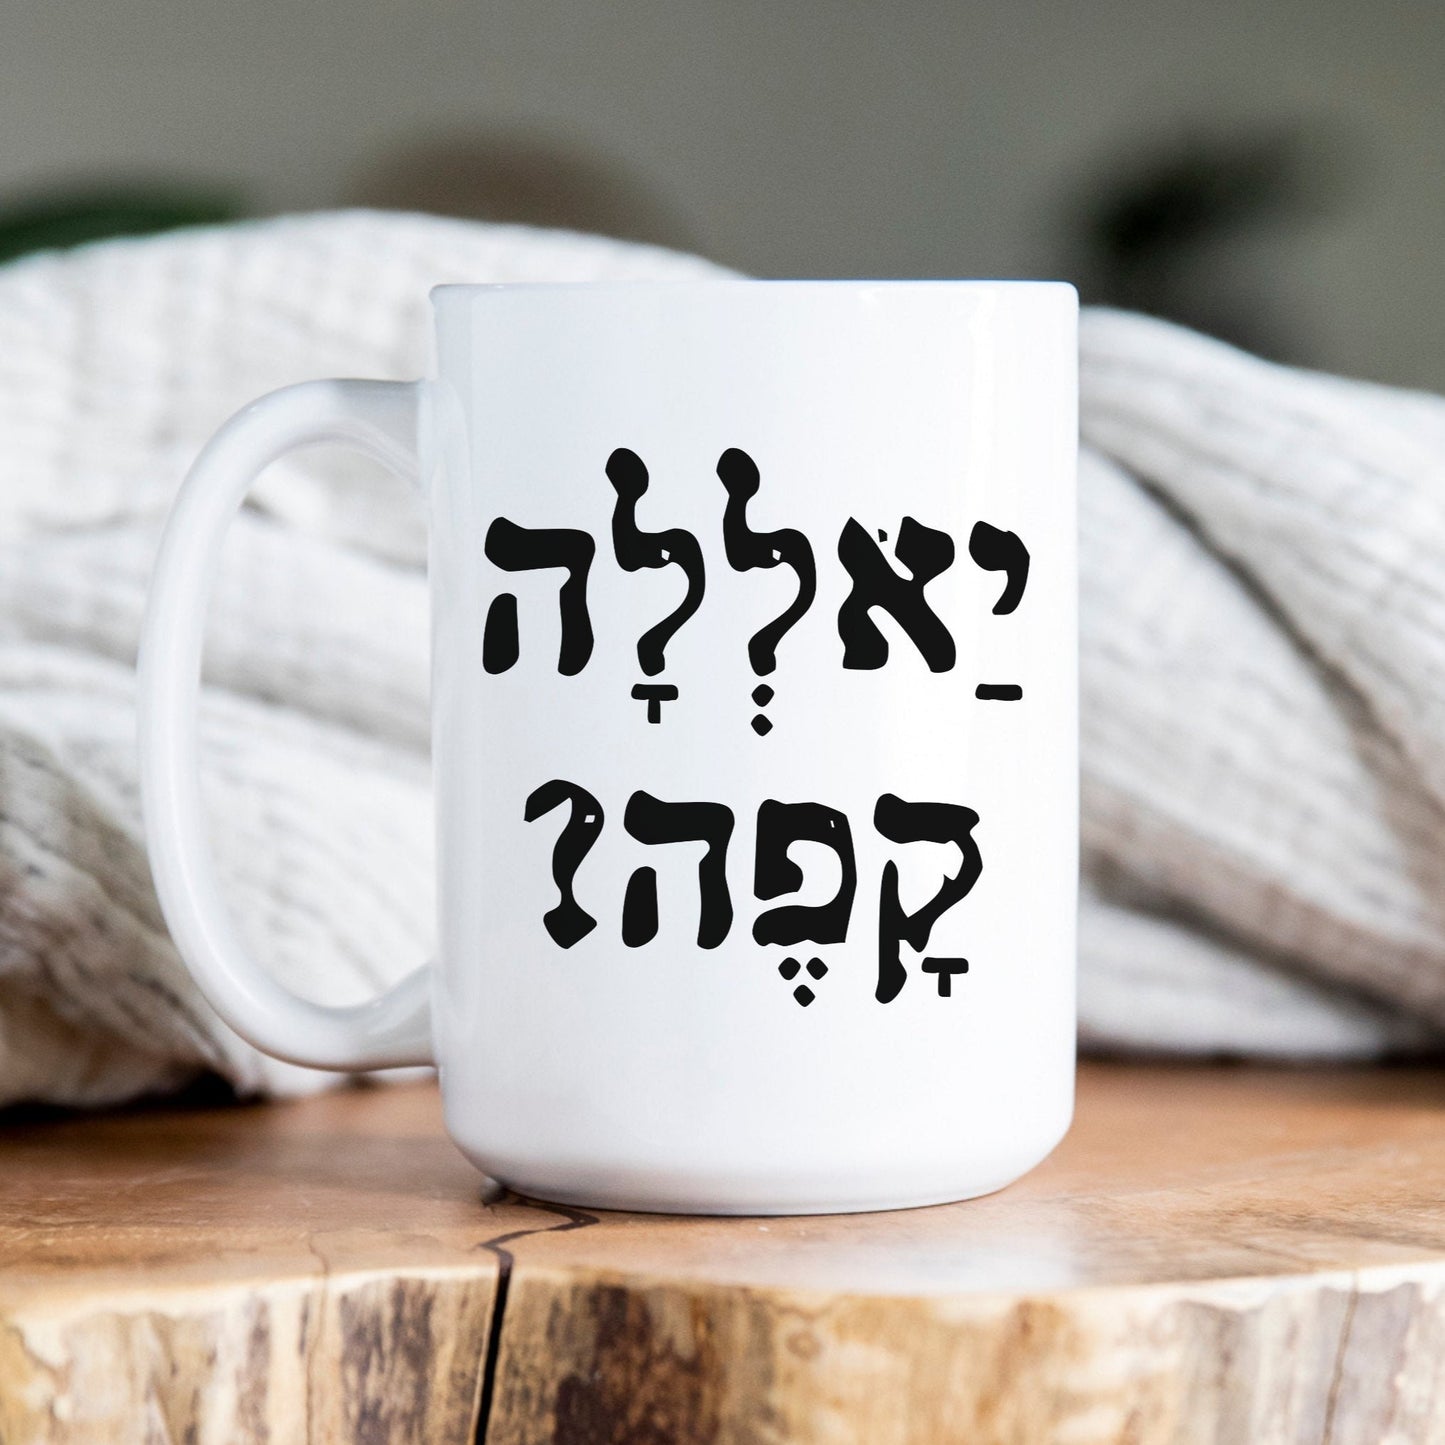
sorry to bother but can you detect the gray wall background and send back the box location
[4,0,1441,389]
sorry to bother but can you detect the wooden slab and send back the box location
[3,1063,1445,1443]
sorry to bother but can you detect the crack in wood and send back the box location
[303,1231,330,1445]
[1320,1273,1360,1445]
[473,1198,599,1443]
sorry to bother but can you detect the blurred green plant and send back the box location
[0,185,244,266]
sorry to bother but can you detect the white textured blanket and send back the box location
[0,211,1438,1108]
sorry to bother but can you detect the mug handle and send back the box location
[137,379,435,1071]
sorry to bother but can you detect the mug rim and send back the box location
[430,277,1078,302]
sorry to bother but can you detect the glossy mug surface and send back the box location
[139,280,1079,1215]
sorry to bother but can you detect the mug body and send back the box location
[425,280,1077,1214]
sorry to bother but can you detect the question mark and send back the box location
[524,780,605,948]
[716,448,817,734]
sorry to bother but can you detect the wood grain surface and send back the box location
[2,1064,1445,1443]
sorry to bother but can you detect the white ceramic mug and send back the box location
[139,280,1078,1215]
